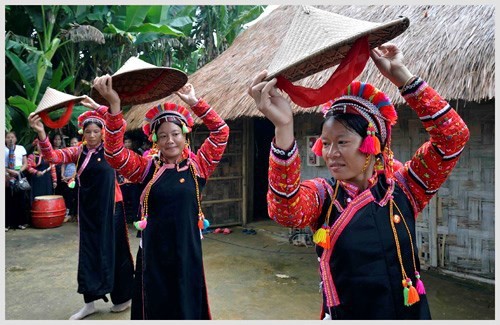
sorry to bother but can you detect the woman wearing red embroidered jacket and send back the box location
[248,43,470,320]
[90,75,229,320]
[28,106,134,320]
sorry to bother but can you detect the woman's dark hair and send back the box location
[321,111,384,149]
[83,119,104,130]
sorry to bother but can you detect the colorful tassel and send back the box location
[359,123,381,155]
[152,133,157,142]
[311,138,323,156]
[78,128,83,135]
[182,123,190,134]
[415,271,426,294]
[68,180,75,189]
[134,215,148,231]
[402,279,410,306]
[313,225,331,249]
[406,278,420,305]
[203,219,210,229]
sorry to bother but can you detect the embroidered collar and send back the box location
[339,171,378,198]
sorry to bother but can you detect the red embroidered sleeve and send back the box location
[267,140,334,230]
[188,98,229,179]
[50,164,57,183]
[38,136,80,165]
[26,154,37,174]
[104,110,152,184]
[396,78,470,213]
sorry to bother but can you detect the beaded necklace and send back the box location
[134,158,208,232]
[389,198,426,306]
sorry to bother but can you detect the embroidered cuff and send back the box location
[400,76,424,95]
[271,140,297,161]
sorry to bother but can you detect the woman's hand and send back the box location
[248,70,293,129]
[28,113,47,141]
[80,95,101,110]
[248,70,294,150]
[175,83,198,106]
[370,43,413,88]
[92,75,120,113]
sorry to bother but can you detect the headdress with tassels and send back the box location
[312,81,426,307]
[312,80,397,178]
[136,102,209,234]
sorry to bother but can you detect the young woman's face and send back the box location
[70,138,78,147]
[156,121,186,164]
[321,118,370,188]
[5,132,16,147]
[53,135,62,148]
[83,123,102,148]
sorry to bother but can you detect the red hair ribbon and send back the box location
[275,36,370,108]
[39,101,74,129]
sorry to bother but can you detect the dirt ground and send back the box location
[4,219,495,321]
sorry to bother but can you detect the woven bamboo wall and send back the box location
[294,101,495,279]
[191,119,244,226]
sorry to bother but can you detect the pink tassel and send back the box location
[311,138,323,156]
[134,219,148,231]
[359,135,376,154]
[415,272,426,294]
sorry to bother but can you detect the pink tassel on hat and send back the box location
[359,123,381,155]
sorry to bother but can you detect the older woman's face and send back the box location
[156,121,186,164]
[83,123,102,148]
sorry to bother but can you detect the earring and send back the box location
[361,154,371,173]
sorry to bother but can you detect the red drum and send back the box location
[31,195,66,228]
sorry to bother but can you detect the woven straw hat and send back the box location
[34,87,85,114]
[90,56,188,106]
[266,6,410,82]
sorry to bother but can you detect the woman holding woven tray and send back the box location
[89,74,229,320]
[28,103,134,320]
[248,43,470,319]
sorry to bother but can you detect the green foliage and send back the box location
[5,4,268,145]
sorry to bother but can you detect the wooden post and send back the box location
[429,196,438,267]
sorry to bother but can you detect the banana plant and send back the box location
[5,5,105,145]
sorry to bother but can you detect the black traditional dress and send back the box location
[104,98,229,319]
[39,139,134,304]
[27,153,55,202]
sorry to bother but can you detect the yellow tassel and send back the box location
[313,227,326,245]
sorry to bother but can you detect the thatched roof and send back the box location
[126,5,494,129]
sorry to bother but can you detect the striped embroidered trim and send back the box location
[407,165,428,190]
[320,189,375,307]
[269,182,300,199]
[394,170,419,216]
[402,79,426,98]
[400,77,423,95]
[270,146,299,166]
[432,143,464,161]
[198,107,212,119]
[377,177,395,207]
[420,104,451,122]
